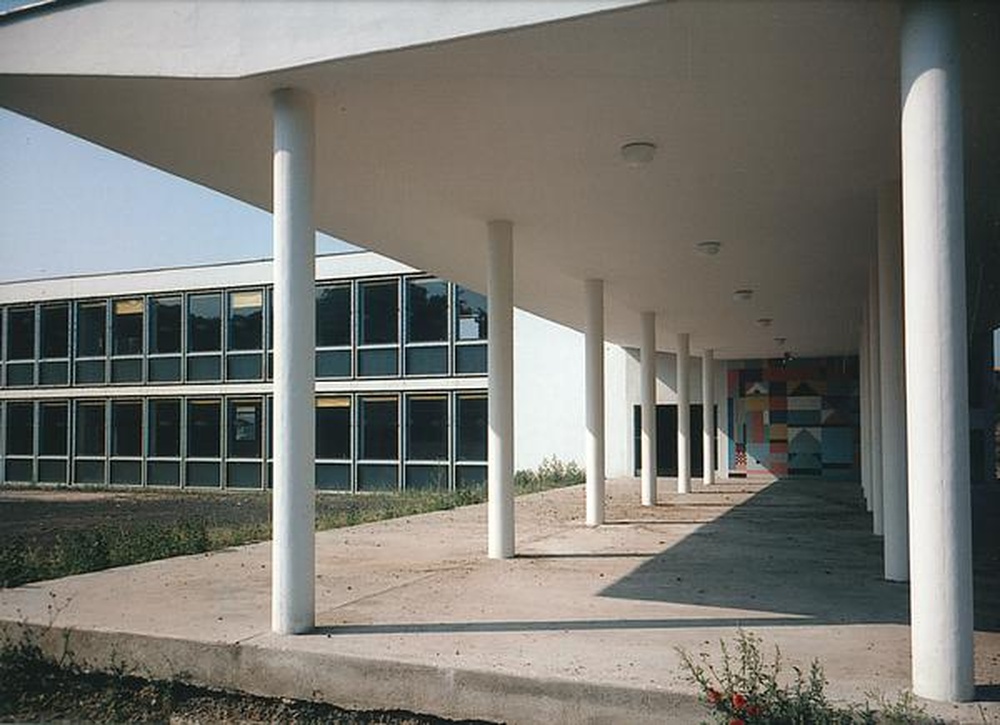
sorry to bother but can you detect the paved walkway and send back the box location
[1,477,998,724]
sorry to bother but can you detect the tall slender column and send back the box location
[878,183,909,582]
[716,360,730,478]
[585,279,606,526]
[488,220,515,559]
[868,261,884,536]
[676,332,691,493]
[640,312,657,506]
[859,316,872,512]
[271,88,316,635]
[901,1,973,701]
[701,349,715,484]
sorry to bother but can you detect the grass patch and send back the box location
[0,457,583,589]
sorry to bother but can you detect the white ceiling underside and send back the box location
[1,0,997,359]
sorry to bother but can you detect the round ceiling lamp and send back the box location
[695,240,722,256]
[732,289,754,302]
[774,336,787,346]
[620,141,657,167]
[755,317,773,328]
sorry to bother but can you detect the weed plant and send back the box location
[678,630,942,724]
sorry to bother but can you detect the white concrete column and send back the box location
[584,279,606,526]
[701,349,715,485]
[716,360,730,478]
[878,183,909,582]
[859,319,872,512]
[676,332,691,493]
[271,88,316,635]
[488,219,515,559]
[640,312,657,506]
[868,260,884,536]
[901,0,973,702]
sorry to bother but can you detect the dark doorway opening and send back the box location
[632,404,716,477]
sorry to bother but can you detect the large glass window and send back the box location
[359,396,398,460]
[148,399,181,458]
[111,401,142,457]
[316,397,351,460]
[455,394,487,461]
[149,296,182,354]
[188,293,222,352]
[39,304,69,358]
[39,402,68,456]
[316,284,351,347]
[228,290,263,351]
[7,307,34,360]
[228,399,262,459]
[455,287,487,341]
[358,280,398,345]
[112,299,143,355]
[406,395,448,460]
[187,399,221,458]
[406,279,448,343]
[75,402,106,457]
[76,302,107,357]
[5,402,34,455]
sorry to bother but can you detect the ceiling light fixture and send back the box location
[755,317,773,328]
[732,289,754,302]
[774,336,787,346]
[695,240,722,256]
[620,141,657,167]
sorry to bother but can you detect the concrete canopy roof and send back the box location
[2,1,998,359]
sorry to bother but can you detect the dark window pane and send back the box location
[316,397,350,460]
[228,400,262,459]
[357,464,398,492]
[188,400,221,458]
[76,302,106,357]
[38,459,66,483]
[111,358,142,383]
[39,403,68,456]
[316,349,351,378]
[455,287,487,341]
[186,461,220,487]
[147,461,180,486]
[148,399,180,458]
[455,465,487,489]
[405,464,449,491]
[75,460,105,484]
[110,460,141,485]
[228,290,263,351]
[227,462,261,488]
[39,361,68,385]
[316,463,350,491]
[75,402,106,457]
[112,299,144,355]
[358,280,397,344]
[149,296,182,354]
[407,279,448,343]
[227,354,262,381]
[6,363,33,386]
[6,402,34,455]
[455,344,487,374]
[148,357,181,382]
[357,348,397,377]
[75,359,105,384]
[359,397,397,460]
[407,395,448,460]
[188,294,222,352]
[111,401,142,457]
[5,460,33,482]
[405,346,448,376]
[7,308,34,360]
[40,304,69,358]
[187,355,222,381]
[456,394,487,461]
[316,284,351,347]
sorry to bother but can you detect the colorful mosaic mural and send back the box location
[728,357,859,480]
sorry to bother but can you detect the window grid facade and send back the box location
[0,272,488,492]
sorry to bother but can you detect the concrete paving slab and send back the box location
[1,477,998,724]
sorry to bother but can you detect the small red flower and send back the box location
[731,692,748,710]
[729,719,745,725]
[747,704,762,717]
[706,688,722,704]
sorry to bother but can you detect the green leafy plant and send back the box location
[677,630,939,724]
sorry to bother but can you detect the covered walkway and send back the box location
[2,478,997,724]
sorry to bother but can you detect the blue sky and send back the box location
[0,109,357,283]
